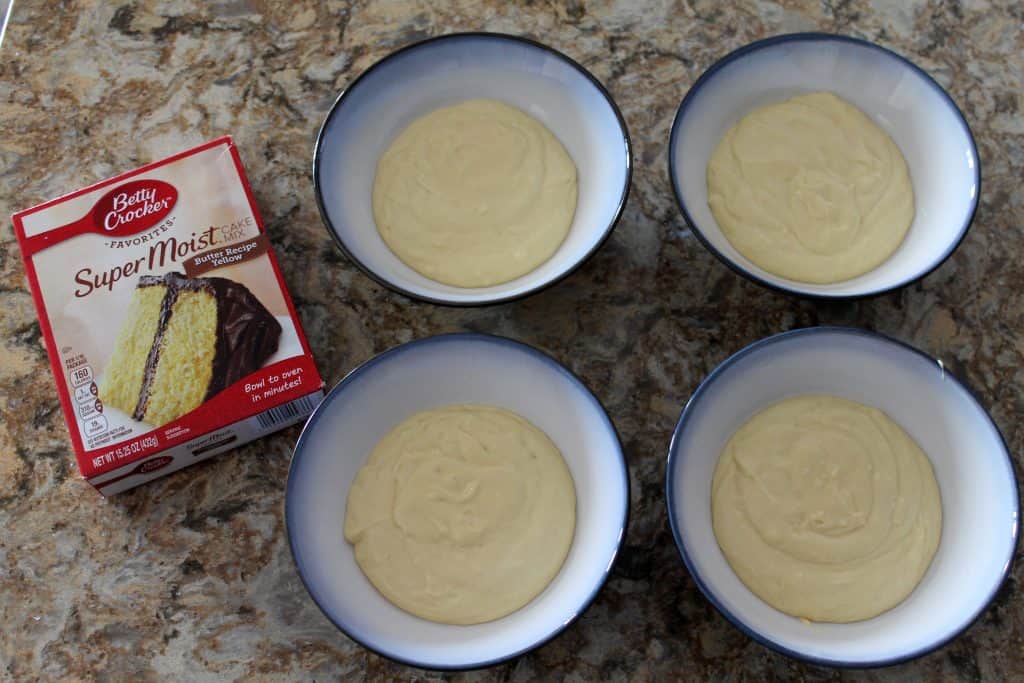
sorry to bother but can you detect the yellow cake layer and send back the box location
[143,289,218,426]
[99,285,166,417]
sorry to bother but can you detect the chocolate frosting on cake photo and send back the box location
[99,272,281,427]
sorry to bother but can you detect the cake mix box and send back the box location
[12,137,324,495]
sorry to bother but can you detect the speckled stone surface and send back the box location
[1,1,1022,680]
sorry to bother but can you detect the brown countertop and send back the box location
[1,1,1022,680]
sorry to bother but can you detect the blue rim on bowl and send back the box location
[285,332,630,670]
[312,32,633,307]
[667,33,981,300]
[665,326,1019,667]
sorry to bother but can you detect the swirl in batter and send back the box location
[711,395,941,623]
[372,99,578,287]
[344,404,576,625]
[707,92,914,283]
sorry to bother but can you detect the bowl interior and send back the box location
[287,334,627,669]
[670,35,979,297]
[316,34,630,304]
[667,328,1017,665]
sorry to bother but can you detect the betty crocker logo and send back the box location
[92,179,177,236]
[20,178,179,256]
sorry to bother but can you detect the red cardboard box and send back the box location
[12,137,324,495]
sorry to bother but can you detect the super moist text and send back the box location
[74,227,219,298]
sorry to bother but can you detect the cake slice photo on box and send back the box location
[100,272,282,428]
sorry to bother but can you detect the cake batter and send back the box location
[344,404,577,624]
[707,92,914,283]
[372,99,578,287]
[711,395,942,623]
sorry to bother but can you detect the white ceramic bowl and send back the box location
[286,333,628,669]
[668,33,980,298]
[314,33,632,305]
[666,327,1018,666]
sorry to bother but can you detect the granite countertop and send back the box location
[2,1,1022,680]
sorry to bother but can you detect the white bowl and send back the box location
[314,33,632,305]
[286,333,628,669]
[666,327,1018,666]
[668,33,980,298]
